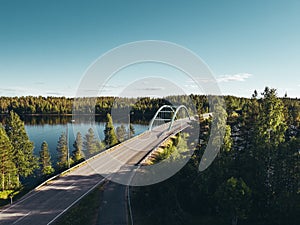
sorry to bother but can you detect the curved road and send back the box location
[0,118,194,225]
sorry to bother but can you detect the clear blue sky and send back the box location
[0,0,299,97]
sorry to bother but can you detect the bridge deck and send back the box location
[0,118,193,225]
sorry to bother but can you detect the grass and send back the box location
[0,190,15,199]
[53,182,106,225]
[0,189,21,206]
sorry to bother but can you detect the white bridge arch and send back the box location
[149,105,191,131]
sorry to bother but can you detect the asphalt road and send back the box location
[0,118,193,225]
[97,181,127,225]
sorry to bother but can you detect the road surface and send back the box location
[0,118,193,225]
[97,181,127,225]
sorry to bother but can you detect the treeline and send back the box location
[0,111,134,199]
[132,87,300,225]
[1,94,298,122]
[0,96,74,115]
[0,95,210,120]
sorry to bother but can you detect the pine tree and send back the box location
[215,177,252,225]
[222,125,233,153]
[250,88,289,216]
[116,124,127,142]
[39,141,54,176]
[0,126,18,191]
[97,140,105,152]
[84,128,98,156]
[72,132,84,162]
[252,89,258,98]
[104,113,118,147]
[129,124,135,139]
[56,132,68,169]
[199,96,227,171]
[257,87,287,146]
[5,111,38,183]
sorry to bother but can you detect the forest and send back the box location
[0,87,299,224]
[0,95,209,122]
[131,87,300,225]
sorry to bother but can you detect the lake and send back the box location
[21,116,149,161]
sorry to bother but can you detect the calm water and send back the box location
[23,117,148,160]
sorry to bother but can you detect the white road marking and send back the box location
[0,119,193,225]
[46,176,108,225]
[12,211,31,224]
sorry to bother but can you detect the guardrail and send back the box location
[34,130,150,191]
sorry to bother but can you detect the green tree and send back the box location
[5,111,38,184]
[56,132,68,169]
[97,140,105,152]
[39,141,54,176]
[199,96,227,171]
[252,89,258,98]
[256,88,288,210]
[215,177,252,225]
[104,113,118,147]
[116,124,127,142]
[72,132,84,162]
[129,123,135,139]
[257,87,287,146]
[0,126,18,191]
[84,128,98,156]
[169,133,189,161]
[222,125,233,152]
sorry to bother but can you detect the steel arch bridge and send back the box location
[149,105,191,131]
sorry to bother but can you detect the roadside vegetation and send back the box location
[131,87,300,225]
[143,133,189,165]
